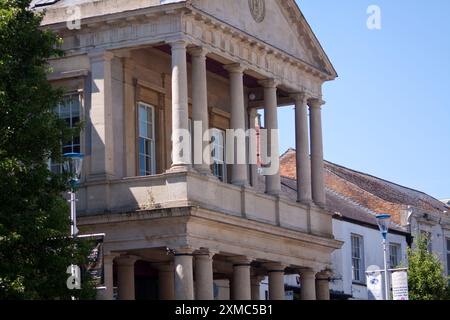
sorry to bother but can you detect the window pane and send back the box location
[60,102,70,119]
[139,155,145,176]
[138,104,155,176]
[145,156,152,174]
[139,106,148,138]
[71,97,80,117]
[139,138,145,154]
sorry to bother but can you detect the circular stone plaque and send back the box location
[248,0,266,23]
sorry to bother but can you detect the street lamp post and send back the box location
[62,153,84,238]
[376,213,391,301]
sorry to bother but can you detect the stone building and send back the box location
[34,0,342,300]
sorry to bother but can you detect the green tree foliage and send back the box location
[0,0,95,299]
[407,234,450,300]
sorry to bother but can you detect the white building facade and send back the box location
[330,217,408,300]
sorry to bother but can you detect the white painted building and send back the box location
[330,207,408,300]
[259,186,409,300]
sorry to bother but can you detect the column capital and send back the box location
[290,92,309,104]
[88,50,115,62]
[308,98,326,109]
[264,262,287,272]
[316,270,333,280]
[169,39,188,50]
[173,247,195,256]
[103,253,120,264]
[258,78,279,88]
[229,256,253,266]
[224,63,245,74]
[298,268,317,279]
[115,255,138,266]
[188,46,208,58]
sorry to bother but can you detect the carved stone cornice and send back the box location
[41,1,326,97]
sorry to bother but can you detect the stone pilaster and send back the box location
[88,51,116,180]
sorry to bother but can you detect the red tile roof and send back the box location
[279,148,448,228]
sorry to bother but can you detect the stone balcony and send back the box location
[77,170,333,239]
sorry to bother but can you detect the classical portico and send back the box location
[40,0,341,300]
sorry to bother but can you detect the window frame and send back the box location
[138,102,156,176]
[49,92,82,174]
[389,242,401,268]
[351,233,365,284]
[211,128,226,182]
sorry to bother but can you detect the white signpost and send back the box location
[391,270,409,300]
[366,265,409,300]
[366,265,383,300]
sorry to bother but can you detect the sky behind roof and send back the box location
[276,0,450,200]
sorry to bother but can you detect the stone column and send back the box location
[259,79,281,195]
[195,252,215,300]
[98,254,116,300]
[231,257,252,300]
[158,264,175,300]
[300,269,317,300]
[251,276,264,300]
[189,47,211,175]
[224,63,248,186]
[116,256,137,300]
[316,272,331,300]
[309,98,326,207]
[266,263,286,300]
[248,108,258,187]
[174,249,194,300]
[292,93,312,204]
[170,40,191,171]
[88,51,116,180]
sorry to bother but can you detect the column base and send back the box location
[166,164,193,174]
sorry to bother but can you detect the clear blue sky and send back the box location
[277,0,450,199]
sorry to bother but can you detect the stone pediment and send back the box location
[191,0,336,77]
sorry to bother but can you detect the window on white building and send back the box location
[211,128,226,182]
[138,102,156,176]
[49,93,81,174]
[389,243,401,268]
[351,234,364,283]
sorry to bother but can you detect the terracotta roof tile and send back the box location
[279,148,448,226]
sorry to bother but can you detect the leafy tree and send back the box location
[407,234,450,300]
[0,0,95,299]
